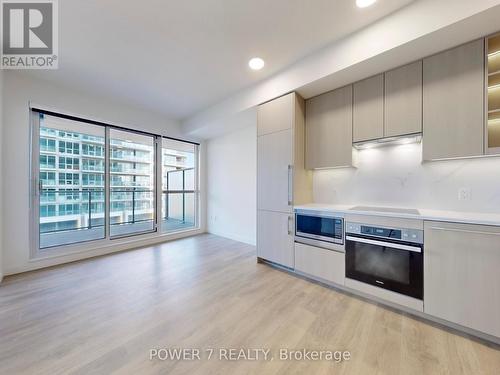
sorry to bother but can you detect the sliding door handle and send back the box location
[34,178,42,197]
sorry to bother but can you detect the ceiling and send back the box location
[25,0,415,120]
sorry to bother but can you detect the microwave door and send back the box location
[295,214,344,245]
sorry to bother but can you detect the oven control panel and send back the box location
[346,222,423,244]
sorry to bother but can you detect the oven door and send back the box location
[295,213,343,245]
[345,234,423,299]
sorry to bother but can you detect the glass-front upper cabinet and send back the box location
[487,33,500,153]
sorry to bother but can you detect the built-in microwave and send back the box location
[294,209,344,251]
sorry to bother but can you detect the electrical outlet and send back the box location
[458,187,472,201]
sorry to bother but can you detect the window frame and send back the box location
[30,107,201,259]
[160,140,200,234]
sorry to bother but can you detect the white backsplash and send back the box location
[313,143,500,213]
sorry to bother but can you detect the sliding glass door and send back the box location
[109,129,156,237]
[161,138,198,233]
[32,109,199,254]
[37,113,106,248]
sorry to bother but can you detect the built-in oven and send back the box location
[295,209,344,251]
[345,222,423,299]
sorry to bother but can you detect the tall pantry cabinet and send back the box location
[257,93,312,268]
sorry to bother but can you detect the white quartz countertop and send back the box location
[294,203,500,227]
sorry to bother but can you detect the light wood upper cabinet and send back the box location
[257,93,312,268]
[353,74,384,142]
[423,39,485,160]
[424,221,500,338]
[305,85,353,169]
[257,94,293,136]
[384,61,423,137]
[257,129,293,213]
[257,92,311,213]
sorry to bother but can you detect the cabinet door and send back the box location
[353,74,384,142]
[385,61,423,137]
[295,243,345,285]
[423,40,484,160]
[257,210,294,268]
[257,129,293,213]
[424,221,500,338]
[305,86,353,169]
[257,93,293,136]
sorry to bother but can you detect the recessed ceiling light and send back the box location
[248,57,265,70]
[356,0,376,8]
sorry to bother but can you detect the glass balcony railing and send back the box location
[39,189,157,233]
[161,168,196,232]
[39,171,197,247]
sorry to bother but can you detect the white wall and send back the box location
[314,143,500,213]
[0,68,3,282]
[183,0,500,137]
[206,117,256,245]
[1,71,203,276]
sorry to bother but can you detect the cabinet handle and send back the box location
[287,165,293,206]
[288,215,294,235]
[430,226,500,237]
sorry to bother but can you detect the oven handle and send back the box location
[346,236,422,253]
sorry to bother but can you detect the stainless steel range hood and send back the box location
[352,133,422,150]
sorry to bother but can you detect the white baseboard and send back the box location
[4,229,205,276]
[207,228,256,246]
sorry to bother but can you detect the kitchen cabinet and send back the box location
[295,243,345,285]
[384,61,423,137]
[423,39,484,160]
[305,85,353,169]
[257,92,312,267]
[486,33,500,154]
[257,93,293,136]
[353,74,384,142]
[257,211,294,268]
[257,129,293,213]
[424,221,500,338]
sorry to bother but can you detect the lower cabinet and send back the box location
[257,210,294,268]
[424,221,500,338]
[294,243,345,285]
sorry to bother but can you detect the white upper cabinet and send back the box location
[257,92,311,213]
[423,39,485,160]
[256,93,311,267]
[257,94,293,136]
[305,85,353,169]
[384,61,423,137]
[257,128,293,213]
[353,74,384,143]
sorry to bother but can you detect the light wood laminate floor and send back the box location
[0,234,498,374]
